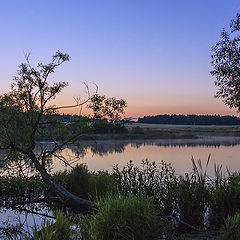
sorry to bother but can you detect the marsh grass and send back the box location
[2,158,240,237]
[79,194,161,240]
[221,212,240,240]
[52,164,116,201]
[126,123,240,138]
[32,211,73,240]
[113,157,240,232]
[0,176,45,206]
[53,164,90,200]
[209,172,240,227]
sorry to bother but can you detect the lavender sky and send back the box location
[0,0,240,117]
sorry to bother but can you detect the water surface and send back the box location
[48,136,240,176]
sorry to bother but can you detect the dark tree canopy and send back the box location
[211,13,240,111]
[138,114,240,125]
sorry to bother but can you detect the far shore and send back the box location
[78,123,240,140]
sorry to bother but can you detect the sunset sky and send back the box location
[0,0,240,118]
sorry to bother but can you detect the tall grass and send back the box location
[53,164,116,201]
[113,159,177,215]
[222,212,240,240]
[32,211,73,240]
[176,174,209,231]
[79,194,161,240]
[2,158,240,236]
[209,172,240,227]
[113,157,240,231]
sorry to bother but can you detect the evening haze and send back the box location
[0,0,240,118]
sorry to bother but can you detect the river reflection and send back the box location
[41,136,240,176]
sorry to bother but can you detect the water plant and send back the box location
[32,210,73,240]
[209,172,240,227]
[113,159,177,215]
[79,194,161,240]
[222,212,240,240]
[53,164,90,200]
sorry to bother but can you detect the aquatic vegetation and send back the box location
[222,212,240,240]
[209,172,240,227]
[79,194,161,240]
[32,211,73,240]
[2,159,240,238]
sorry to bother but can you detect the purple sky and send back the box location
[0,0,240,117]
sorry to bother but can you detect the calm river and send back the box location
[47,136,240,176]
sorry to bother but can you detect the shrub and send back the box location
[79,194,160,240]
[222,212,240,240]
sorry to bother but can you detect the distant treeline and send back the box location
[138,114,240,125]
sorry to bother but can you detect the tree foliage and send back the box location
[0,51,70,154]
[211,13,240,111]
[138,114,240,125]
[88,94,127,120]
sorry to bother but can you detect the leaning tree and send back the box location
[211,13,240,111]
[0,51,126,208]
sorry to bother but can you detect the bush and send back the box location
[79,194,160,240]
[222,212,240,240]
[0,176,45,206]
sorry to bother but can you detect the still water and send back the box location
[48,136,240,176]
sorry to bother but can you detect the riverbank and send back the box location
[76,123,240,140]
[1,160,239,239]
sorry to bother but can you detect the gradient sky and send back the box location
[0,0,240,117]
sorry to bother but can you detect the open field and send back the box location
[126,123,240,139]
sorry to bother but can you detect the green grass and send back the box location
[79,194,161,240]
[126,123,240,138]
[32,211,72,240]
[221,212,240,240]
[73,123,240,140]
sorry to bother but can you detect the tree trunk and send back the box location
[28,151,94,208]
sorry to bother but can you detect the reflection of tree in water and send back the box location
[66,144,88,159]
[64,137,240,160]
[90,142,125,156]
[44,137,240,161]
[130,138,240,149]
[1,137,240,175]
[0,146,54,177]
[68,141,126,158]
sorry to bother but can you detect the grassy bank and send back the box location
[76,123,240,140]
[126,123,240,138]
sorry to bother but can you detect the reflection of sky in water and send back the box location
[0,206,54,238]
[48,137,240,176]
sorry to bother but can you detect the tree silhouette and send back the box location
[0,51,126,208]
[211,13,240,111]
